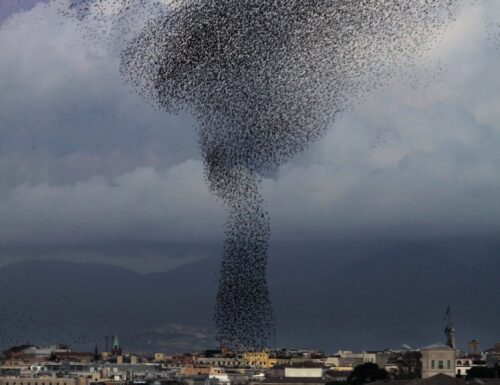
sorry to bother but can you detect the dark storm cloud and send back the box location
[0,1,499,270]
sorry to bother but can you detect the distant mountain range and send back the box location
[0,239,498,354]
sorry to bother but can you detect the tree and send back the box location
[348,363,389,385]
[466,366,495,380]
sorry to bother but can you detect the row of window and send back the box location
[431,360,451,369]
[198,361,236,365]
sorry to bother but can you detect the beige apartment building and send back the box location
[421,343,456,379]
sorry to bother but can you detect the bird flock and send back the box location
[117,0,469,351]
[27,0,477,351]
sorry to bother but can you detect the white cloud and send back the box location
[0,161,225,244]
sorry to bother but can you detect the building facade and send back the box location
[421,344,456,379]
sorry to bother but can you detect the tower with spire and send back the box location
[444,306,456,349]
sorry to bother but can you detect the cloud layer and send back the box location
[0,1,499,270]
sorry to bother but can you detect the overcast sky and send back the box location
[0,1,499,272]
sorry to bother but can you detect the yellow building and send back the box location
[153,353,171,363]
[243,352,271,368]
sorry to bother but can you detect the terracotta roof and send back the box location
[421,344,454,350]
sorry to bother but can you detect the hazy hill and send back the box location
[0,239,498,353]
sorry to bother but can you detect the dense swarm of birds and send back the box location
[119,0,469,351]
[39,0,475,350]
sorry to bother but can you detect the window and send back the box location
[438,360,444,369]
[458,369,462,375]
[447,360,451,369]
[431,360,435,369]
[457,360,462,365]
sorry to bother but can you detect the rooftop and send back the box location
[422,343,454,350]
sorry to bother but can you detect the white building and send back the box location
[421,343,456,379]
[455,358,474,377]
[284,368,324,378]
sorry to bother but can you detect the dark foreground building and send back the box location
[370,373,500,385]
